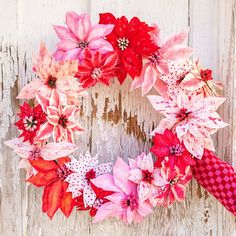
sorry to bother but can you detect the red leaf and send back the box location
[99,13,116,24]
[42,186,50,213]
[29,158,58,172]
[57,157,71,167]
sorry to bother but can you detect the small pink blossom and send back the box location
[128,153,168,206]
[65,152,112,207]
[148,91,228,158]
[131,25,193,95]
[53,11,114,62]
[92,158,153,224]
[35,90,83,143]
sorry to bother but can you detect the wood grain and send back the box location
[0,0,235,235]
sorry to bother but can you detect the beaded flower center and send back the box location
[121,194,138,211]
[169,144,184,156]
[91,68,102,79]
[77,41,88,49]
[169,178,179,186]
[142,170,154,183]
[176,108,191,121]
[149,51,161,64]
[58,114,68,128]
[29,146,41,160]
[117,37,129,51]
[23,116,38,131]
[57,165,71,179]
[46,75,57,88]
[200,69,213,82]
[85,169,96,181]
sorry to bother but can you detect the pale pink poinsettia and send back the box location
[53,11,114,62]
[65,152,112,207]
[17,43,87,105]
[4,138,78,179]
[91,158,153,224]
[131,24,193,95]
[128,153,168,206]
[154,157,192,206]
[35,89,83,143]
[148,91,228,158]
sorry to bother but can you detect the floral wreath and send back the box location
[5,12,235,224]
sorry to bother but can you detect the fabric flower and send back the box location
[27,157,76,219]
[35,89,83,143]
[99,13,158,83]
[76,49,118,88]
[131,25,193,95]
[15,102,46,144]
[53,11,114,61]
[5,138,78,179]
[151,129,195,172]
[128,153,168,206]
[17,43,86,105]
[148,91,228,158]
[91,158,153,224]
[65,152,112,207]
[154,157,192,206]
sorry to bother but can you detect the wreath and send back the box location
[5,11,236,224]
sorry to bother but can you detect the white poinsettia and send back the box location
[65,152,112,207]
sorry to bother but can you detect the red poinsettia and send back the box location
[27,157,76,219]
[15,102,46,144]
[76,49,118,88]
[99,13,158,83]
[76,183,113,217]
[151,129,195,172]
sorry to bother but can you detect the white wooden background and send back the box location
[0,0,235,235]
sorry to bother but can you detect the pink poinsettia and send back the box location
[148,91,228,158]
[91,158,153,224]
[128,153,167,206]
[5,138,78,179]
[65,152,112,207]
[154,157,192,206]
[131,25,193,95]
[76,49,118,88]
[53,11,114,62]
[17,43,87,105]
[35,89,83,143]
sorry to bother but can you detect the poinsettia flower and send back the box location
[148,91,228,158]
[91,158,153,224]
[53,11,114,62]
[154,157,192,206]
[76,49,118,88]
[128,153,168,206]
[15,102,46,144]
[131,24,193,95]
[5,138,78,179]
[27,157,76,219]
[65,152,112,207]
[35,89,83,143]
[99,13,158,83]
[151,129,195,172]
[17,43,87,105]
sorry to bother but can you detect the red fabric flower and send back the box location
[151,129,195,172]
[76,49,118,88]
[99,13,158,83]
[15,102,46,144]
[27,157,76,219]
[76,183,113,217]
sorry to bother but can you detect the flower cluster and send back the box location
[5,11,231,224]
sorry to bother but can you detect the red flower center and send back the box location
[77,41,88,49]
[200,69,213,82]
[57,165,71,179]
[29,146,41,160]
[149,51,161,63]
[169,144,184,156]
[176,108,191,121]
[46,75,57,88]
[142,170,154,183]
[121,194,138,211]
[169,178,179,186]
[58,114,68,128]
[117,37,129,51]
[23,116,38,131]
[91,68,102,79]
[85,169,96,181]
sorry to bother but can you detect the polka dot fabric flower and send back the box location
[5,11,235,224]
